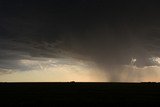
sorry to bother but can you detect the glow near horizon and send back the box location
[0,57,107,82]
[0,57,160,82]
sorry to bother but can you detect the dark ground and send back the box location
[0,82,160,106]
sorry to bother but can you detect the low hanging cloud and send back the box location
[0,33,160,82]
[0,38,107,82]
[0,51,107,82]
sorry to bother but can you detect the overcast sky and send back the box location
[0,0,160,82]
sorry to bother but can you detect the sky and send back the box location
[0,0,160,82]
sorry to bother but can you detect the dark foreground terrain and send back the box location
[0,82,160,106]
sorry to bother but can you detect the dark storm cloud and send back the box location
[0,37,64,73]
[1,0,160,81]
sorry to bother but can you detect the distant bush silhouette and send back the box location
[70,81,75,83]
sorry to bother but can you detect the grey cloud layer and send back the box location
[1,1,160,81]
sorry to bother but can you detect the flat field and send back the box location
[0,82,160,106]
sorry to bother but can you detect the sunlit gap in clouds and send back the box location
[0,56,107,82]
[120,57,160,82]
